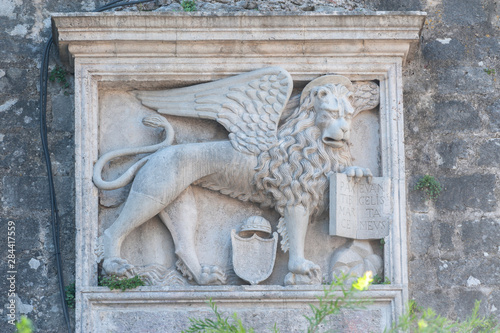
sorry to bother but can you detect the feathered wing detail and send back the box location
[351,81,380,116]
[135,67,293,155]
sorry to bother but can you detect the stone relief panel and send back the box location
[93,67,386,287]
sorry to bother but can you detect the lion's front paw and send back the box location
[285,259,322,285]
[102,257,134,278]
[343,166,373,183]
[288,258,321,278]
[198,265,227,285]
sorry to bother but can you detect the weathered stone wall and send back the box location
[0,0,498,331]
[403,0,500,320]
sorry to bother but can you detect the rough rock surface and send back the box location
[0,0,499,331]
[111,0,374,12]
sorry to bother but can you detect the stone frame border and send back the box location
[52,12,425,332]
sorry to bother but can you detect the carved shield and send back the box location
[231,229,278,285]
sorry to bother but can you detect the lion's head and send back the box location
[253,81,357,219]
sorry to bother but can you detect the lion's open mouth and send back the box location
[322,138,345,148]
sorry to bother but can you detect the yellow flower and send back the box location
[352,271,373,291]
[418,319,428,329]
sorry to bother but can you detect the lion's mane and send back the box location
[253,86,353,251]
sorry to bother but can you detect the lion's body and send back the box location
[130,141,260,206]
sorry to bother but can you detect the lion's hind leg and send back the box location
[102,190,167,277]
[157,187,226,285]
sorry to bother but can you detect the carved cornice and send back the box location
[52,12,425,68]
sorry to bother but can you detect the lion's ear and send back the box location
[351,81,380,117]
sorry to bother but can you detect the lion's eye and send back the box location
[318,89,328,98]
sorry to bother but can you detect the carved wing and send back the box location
[135,67,293,155]
[351,81,380,116]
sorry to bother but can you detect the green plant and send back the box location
[380,238,386,250]
[136,2,155,11]
[306,271,373,333]
[183,271,374,333]
[373,274,391,285]
[99,275,145,291]
[484,68,496,75]
[414,174,442,201]
[16,316,34,333]
[385,300,500,333]
[182,299,257,333]
[49,65,70,95]
[65,282,76,308]
[184,270,500,333]
[181,0,196,12]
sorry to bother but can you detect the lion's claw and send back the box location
[199,265,227,285]
[307,266,321,279]
[289,258,320,277]
[103,257,134,277]
[343,166,372,183]
[285,259,322,286]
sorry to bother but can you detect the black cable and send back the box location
[97,0,157,11]
[39,1,157,332]
[39,36,72,333]
[96,0,125,11]
[101,0,123,7]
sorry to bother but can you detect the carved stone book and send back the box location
[330,173,391,239]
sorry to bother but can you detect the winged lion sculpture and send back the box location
[93,67,379,285]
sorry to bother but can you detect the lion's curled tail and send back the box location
[92,116,174,190]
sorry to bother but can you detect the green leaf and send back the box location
[16,316,34,333]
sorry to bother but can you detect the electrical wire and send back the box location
[39,1,156,332]
[39,36,72,333]
[97,0,157,11]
